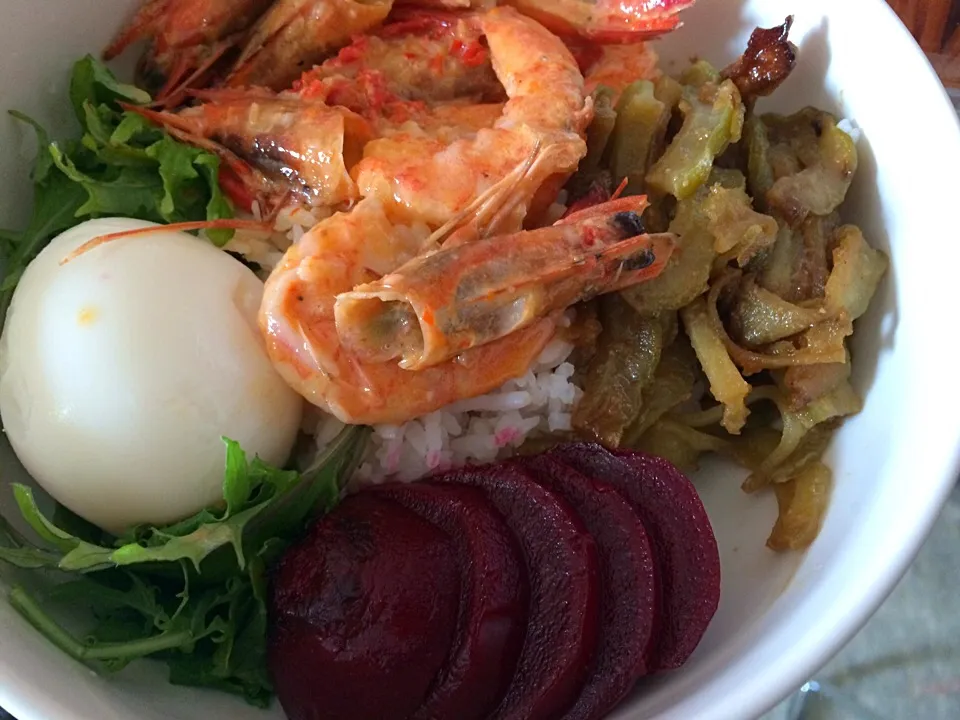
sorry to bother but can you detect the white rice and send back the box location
[223,205,331,276]
[231,203,582,487]
[307,336,583,487]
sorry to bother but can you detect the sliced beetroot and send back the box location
[548,442,721,671]
[268,493,460,720]
[515,454,660,720]
[369,481,528,720]
[438,464,600,720]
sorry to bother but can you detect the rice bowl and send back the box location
[0,1,958,719]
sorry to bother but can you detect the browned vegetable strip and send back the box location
[758,222,799,298]
[730,274,832,347]
[767,461,832,551]
[725,425,783,475]
[707,271,851,375]
[702,184,778,265]
[766,116,858,226]
[778,355,852,411]
[759,381,862,474]
[824,225,890,319]
[624,337,699,443]
[622,190,717,314]
[758,213,839,303]
[721,16,798,100]
[744,113,775,208]
[582,86,618,173]
[742,420,839,493]
[633,418,729,473]
[681,295,751,434]
[572,296,669,447]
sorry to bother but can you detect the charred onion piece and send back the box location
[722,16,798,101]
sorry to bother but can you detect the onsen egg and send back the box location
[0,218,304,534]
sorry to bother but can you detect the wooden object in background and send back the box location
[888,0,960,87]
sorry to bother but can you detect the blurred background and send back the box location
[889,0,960,94]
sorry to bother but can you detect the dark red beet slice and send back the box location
[268,493,460,720]
[548,443,721,671]
[438,465,600,720]
[514,454,659,720]
[369,482,528,720]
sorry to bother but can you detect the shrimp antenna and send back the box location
[420,140,543,252]
[60,219,273,265]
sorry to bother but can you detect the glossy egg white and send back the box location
[0,218,303,534]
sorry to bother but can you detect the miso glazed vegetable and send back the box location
[562,16,889,551]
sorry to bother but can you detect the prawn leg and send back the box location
[334,196,676,370]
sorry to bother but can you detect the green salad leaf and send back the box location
[0,55,234,328]
[0,426,368,706]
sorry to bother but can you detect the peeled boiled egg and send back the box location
[0,218,304,534]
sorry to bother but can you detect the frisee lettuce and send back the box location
[0,54,234,328]
[0,426,368,706]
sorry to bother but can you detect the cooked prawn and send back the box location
[103,0,274,100]
[293,9,505,113]
[333,196,676,370]
[226,0,394,91]
[401,0,696,42]
[258,193,555,425]
[129,91,374,210]
[130,8,529,213]
[105,0,695,101]
[502,0,697,43]
[259,181,671,424]
[353,6,592,229]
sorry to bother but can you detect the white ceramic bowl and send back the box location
[1,0,959,718]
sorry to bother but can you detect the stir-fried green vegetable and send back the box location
[766,115,858,226]
[0,56,233,326]
[0,427,367,706]
[702,182,777,267]
[607,80,671,195]
[730,274,829,346]
[562,39,888,552]
[581,85,618,174]
[646,73,745,200]
[623,336,699,444]
[620,188,716,314]
[572,295,671,446]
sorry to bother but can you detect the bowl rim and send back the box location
[1,1,960,720]
[631,2,960,717]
